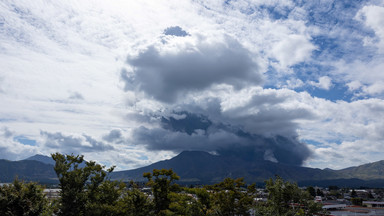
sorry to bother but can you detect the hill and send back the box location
[110,151,342,184]
[3,152,384,187]
[24,154,55,165]
[337,160,384,180]
[0,159,57,183]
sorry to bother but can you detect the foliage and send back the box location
[207,178,256,216]
[117,181,153,216]
[85,180,126,216]
[328,185,339,191]
[184,187,214,216]
[51,153,122,216]
[0,178,48,216]
[258,176,323,216]
[1,154,328,216]
[306,186,316,198]
[316,188,324,197]
[167,191,197,215]
[143,169,180,215]
[328,190,343,199]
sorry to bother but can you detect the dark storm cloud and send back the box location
[40,131,114,154]
[163,26,189,37]
[133,125,247,153]
[122,34,312,165]
[223,106,314,136]
[122,36,262,103]
[161,112,212,135]
[132,111,312,166]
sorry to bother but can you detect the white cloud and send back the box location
[1,0,384,171]
[357,5,384,52]
[309,76,333,90]
[332,59,384,97]
[284,78,305,89]
[347,80,362,92]
[0,127,38,160]
[362,81,384,95]
[299,98,384,169]
[271,34,316,68]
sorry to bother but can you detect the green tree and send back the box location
[117,181,153,216]
[207,178,256,216]
[306,186,316,198]
[52,153,122,216]
[316,188,324,197]
[143,169,180,215]
[85,180,125,216]
[259,176,323,216]
[0,178,48,216]
[167,191,197,215]
[184,187,214,216]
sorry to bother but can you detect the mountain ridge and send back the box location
[24,154,55,165]
[109,151,360,184]
[0,159,57,183]
[2,151,384,187]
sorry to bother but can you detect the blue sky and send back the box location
[1,0,384,170]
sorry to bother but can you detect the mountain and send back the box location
[0,154,85,183]
[24,154,86,168]
[111,151,384,187]
[0,159,57,183]
[337,160,384,180]
[24,154,55,165]
[110,151,343,184]
[3,151,384,187]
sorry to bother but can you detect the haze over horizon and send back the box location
[1,0,384,171]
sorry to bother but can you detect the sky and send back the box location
[1,0,384,170]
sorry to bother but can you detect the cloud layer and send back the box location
[122,35,262,103]
[1,0,384,170]
[133,111,312,166]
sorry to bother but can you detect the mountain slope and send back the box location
[3,151,384,187]
[24,154,55,165]
[110,151,342,183]
[337,160,384,180]
[0,159,57,183]
[24,154,87,168]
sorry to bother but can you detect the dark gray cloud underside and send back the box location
[122,37,262,103]
[102,129,123,143]
[133,112,312,166]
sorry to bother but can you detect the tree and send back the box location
[306,186,316,198]
[184,187,214,216]
[207,178,256,216]
[316,188,324,197]
[52,153,122,216]
[117,181,153,216]
[85,180,125,216]
[167,191,198,215]
[0,178,48,216]
[143,169,180,215]
[259,176,323,216]
[328,185,339,191]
